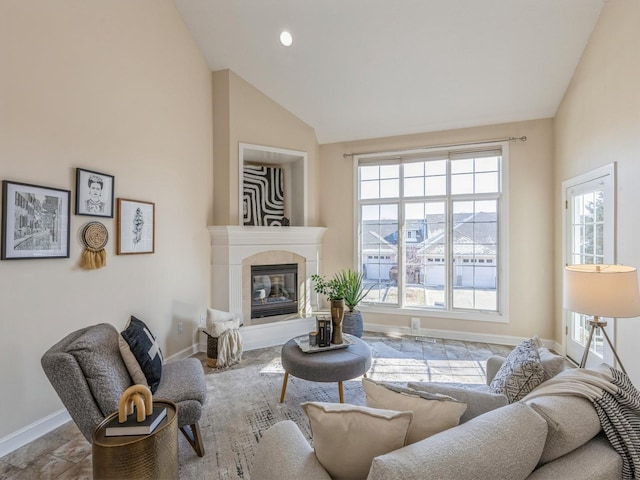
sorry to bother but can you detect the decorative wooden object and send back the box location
[92,393,178,480]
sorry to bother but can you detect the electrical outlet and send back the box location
[411,317,420,333]
[178,321,184,334]
[199,314,205,325]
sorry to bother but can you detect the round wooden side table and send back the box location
[92,400,178,480]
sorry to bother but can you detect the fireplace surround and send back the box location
[208,226,327,327]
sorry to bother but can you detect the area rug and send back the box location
[176,337,491,479]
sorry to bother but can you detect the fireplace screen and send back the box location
[251,263,298,318]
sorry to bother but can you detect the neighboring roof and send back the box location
[362,211,497,257]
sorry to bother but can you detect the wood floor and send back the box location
[0,333,514,480]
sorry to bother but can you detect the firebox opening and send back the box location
[251,263,298,319]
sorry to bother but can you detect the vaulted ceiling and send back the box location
[175,0,604,144]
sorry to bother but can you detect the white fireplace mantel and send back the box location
[208,225,326,249]
[207,225,327,326]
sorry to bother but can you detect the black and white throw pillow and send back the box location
[121,316,163,393]
[489,338,545,403]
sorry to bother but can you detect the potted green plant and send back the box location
[334,269,373,337]
[311,274,345,301]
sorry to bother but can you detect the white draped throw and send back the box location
[205,308,243,368]
[216,328,243,368]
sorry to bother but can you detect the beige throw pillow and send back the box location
[206,308,239,336]
[362,378,466,444]
[301,402,412,480]
[118,334,149,387]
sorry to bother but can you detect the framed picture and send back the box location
[117,198,155,254]
[75,168,114,218]
[1,181,70,260]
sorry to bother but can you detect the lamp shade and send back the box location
[564,264,640,318]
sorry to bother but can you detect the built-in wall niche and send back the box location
[239,143,307,227]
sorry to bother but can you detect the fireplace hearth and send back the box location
[251,263,298,318]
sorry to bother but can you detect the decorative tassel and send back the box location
[81,247,106,269]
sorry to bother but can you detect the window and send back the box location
[357,144,505,319]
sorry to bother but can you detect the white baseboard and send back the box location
[0,409,70,458]
[165,342,200,362]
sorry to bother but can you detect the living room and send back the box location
[1,0,639,474]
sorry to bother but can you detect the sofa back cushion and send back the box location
[523,394,601,465]
[363,378,466,444]
[407,381,508,423]
[367,402,548,480]
[66,323,132,417]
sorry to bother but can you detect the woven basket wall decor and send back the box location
[80,221,108,269]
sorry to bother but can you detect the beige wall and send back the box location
[319,119,555,341]
[554,0,640,383]
[0,0,213,438]
[212,70,320,226]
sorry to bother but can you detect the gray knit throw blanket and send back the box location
[523,363,640,479]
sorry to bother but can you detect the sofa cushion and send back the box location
[120,316,163,393]
[489,338,545,402]
[408,381,508,423]
[362,378,466,444]
[526,434,622,480]
[301,402,412,480]
[367,402,548,480]
[523,394,602,465]
[65,323,132,417]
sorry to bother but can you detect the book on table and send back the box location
[105,406,167,436]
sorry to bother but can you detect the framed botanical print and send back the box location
[1,180,70,260]
[75,168,115,218]
[117,198,155,254]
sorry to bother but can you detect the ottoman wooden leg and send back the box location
[280,372,289,403]
[338,381,344,403]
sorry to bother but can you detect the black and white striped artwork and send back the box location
[243,165,285,226]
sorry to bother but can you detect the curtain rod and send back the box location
[342,136,527,158]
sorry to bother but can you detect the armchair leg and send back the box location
[180,423,205,457]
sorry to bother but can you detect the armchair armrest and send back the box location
[486,355,506,385]
[250,420,332,480]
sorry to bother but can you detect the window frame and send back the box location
[352,141,509,323]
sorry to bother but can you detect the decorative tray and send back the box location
[294,334,355,354]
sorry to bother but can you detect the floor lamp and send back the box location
[563,264,640,374]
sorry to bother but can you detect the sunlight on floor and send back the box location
[260,355,488,385]
[260,357,285,374]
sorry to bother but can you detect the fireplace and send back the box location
[208,225,326,329]
[251,263,298,318]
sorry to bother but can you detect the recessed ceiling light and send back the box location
[280,31,293,47]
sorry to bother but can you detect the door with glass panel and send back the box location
[563,165,614,367]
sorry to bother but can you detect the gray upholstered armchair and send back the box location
[41,323,207,456]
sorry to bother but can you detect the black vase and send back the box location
[342,311,364,337]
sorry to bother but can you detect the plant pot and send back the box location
[343,310,363,337]
[330,299,345,344]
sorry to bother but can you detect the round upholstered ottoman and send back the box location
[279,335,372,403]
